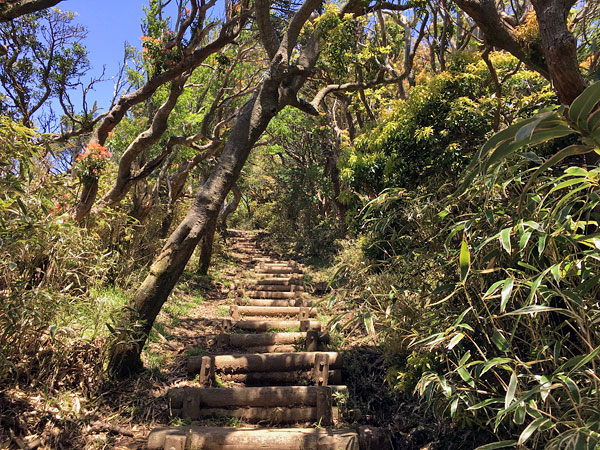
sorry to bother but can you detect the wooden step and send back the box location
[222,330,324,352]
[148,426,359,450]
[246,284,304,292]
[188,351,342,374]
[177,406,317,423]
[233,320,321,332]
[246,290,299,299]
[239,344,297,353]
[238,298,312,307]
[170,385,349,423]
[218,369,342,385]
[232,305,317,318]
[169,385,348,408]
[246,277,301,286]
[256,267,303,275]
[228,331,307,347]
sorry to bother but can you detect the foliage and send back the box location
[341,83,600,448]
[0,8,90,128]
[341,53,554,202]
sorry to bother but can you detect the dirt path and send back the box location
[144,230,381,450]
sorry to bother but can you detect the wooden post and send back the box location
[316,386,333,426]
[198,356,214,385]
[231,305,240,320]
[300,319,310,332]
[305,330,319,351]
[313,352,330,386]
[298,307,309,321]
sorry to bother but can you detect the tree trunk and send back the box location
[0,0,62,21]
[218,183,242,231]
[530,0,587,105]
[197,211,219,275]
[108,81,280,378]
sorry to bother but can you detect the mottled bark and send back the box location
[108,82,279,377]
[218,183,242,231]
[197,212,218,275]
[531,0,587,105]
[454,0,549,78]
[0,0,61,21]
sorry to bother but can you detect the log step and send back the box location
[218,369,342,385]
[229,331,306,347]
[148,426,359,450]
[188,351,342,374]
[246,290,298,299]
[256,268,303,275]
[173,406,318,423]
[233,320,321,332]
[233,306,317,317]
[247,277,301,286]
[238,299,312,307]
[240,344,297,353]
[246,284,304,292]
[169,385,348,408]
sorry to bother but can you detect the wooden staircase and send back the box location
[147,231,362,450]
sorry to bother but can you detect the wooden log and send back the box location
[169,385,349,409]
[229,331,306,347]
[246,284,304,292]
[235,306,316,317]
[180,406,317,422]
[243,344,296,353]
[238,299,312,307]
[246,277,300,286]
[233,320,321,332]
[256,268,302,275]
[219,369,342,385]
[246,291,298,299]
[148,426,360,450]
[188,352,342,374]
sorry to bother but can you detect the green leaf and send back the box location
[363,311,375,338]
[484,280,504,299]
[450,396,459,417]
[475,440,517,450]
[518,418,552,445]
[468,398,503,410]
[515,117,544,142]
[551,264,560,283]
[513,404,526,425]
[501,305,568,317]
[492,330,510,353]
[459,237,470,282]
[568,82,600,129]
[500,228,512,254]
[505,371,518,409]
[458,366,475,387]
[500,278,514,313]
[557,375,580,404]
[448,332,465,350]
[519,231,532,250]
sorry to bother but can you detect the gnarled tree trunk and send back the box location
[107,81,280,377]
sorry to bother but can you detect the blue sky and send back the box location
[60,0,146,111]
